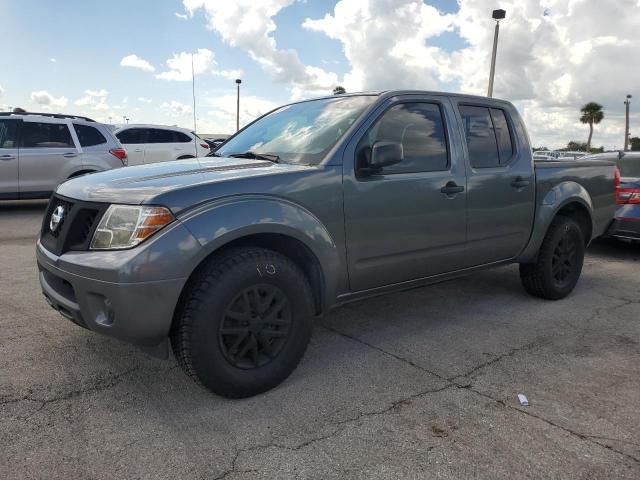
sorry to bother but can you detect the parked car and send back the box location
[0,112,126,200]
[114,124,209,165]
[36,91,616,398]
[532,150,559,160]
[203,137,228,150]
[558,150,587,160]
[583,151,640,242]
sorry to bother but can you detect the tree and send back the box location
[332,86,346,95]
[579,102,604,151]
[630,137,640,151]
[565,141,588,152]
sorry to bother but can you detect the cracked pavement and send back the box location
[1,200,639,479]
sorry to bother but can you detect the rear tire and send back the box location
[171,247,314,398]
[519,216,585,300]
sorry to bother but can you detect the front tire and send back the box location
[519,216,585,300]
[171,247,314,398]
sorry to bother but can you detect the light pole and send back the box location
[624,94,632,151]
[487,9,506,98]
[235,79,242,132]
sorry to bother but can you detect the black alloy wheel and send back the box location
[219,284,292,369]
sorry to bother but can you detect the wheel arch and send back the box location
[67,169,97,179]
[173,196,344,324]
[518,181,595,263]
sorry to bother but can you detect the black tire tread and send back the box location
[520,215,584,300]
[170,247,313,396]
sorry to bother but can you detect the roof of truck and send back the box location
[299,90,512,107]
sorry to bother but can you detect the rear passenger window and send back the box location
[459,105,515,168]
[73,124,107,147]
[173,131,192,143]
[149,129,174,143]
[116,128,146,144]
[490,108,514,164]
[21,122,74,148]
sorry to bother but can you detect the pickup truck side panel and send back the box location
[517,160,616,263]
[178,192,345,311]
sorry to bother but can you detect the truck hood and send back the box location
[56,157,313,210]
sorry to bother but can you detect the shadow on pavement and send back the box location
[588,237,640,261]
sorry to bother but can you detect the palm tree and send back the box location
[332,86,346,95]
[579,102,604,151]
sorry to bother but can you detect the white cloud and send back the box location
[161,100,193,116]
[137,97,153,103]
[50,58,57,63]
[200,94,277,133]
[156,48,242,81]
[182,1,338,97]
[175,12,188,19]
[30,90,68,109]
[120,54,156,72]
[301,0,640,148]
[156,48,215,81]
[74,89,109,107]
[0,84,4,95]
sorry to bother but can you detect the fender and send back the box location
[517,181,594,263]
[177,194,343,309]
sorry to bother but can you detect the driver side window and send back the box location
[356,102,449,175]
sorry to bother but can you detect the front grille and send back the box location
[40,194,108,255]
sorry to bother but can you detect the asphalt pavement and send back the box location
[1,200,639,479]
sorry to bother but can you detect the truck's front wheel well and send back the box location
[182,233,325,317]
[556,202,592,245]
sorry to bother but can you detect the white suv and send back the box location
[0,112,127,200]
[114,124,210,165]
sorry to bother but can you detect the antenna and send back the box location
[192,53,198,157]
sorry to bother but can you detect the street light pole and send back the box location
[624,94,632,151]
[488,9,506,98]
[235,79,242,132]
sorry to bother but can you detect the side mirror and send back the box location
[368,141,403,172]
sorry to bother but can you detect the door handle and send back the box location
[133,149,143,153]
[0,154,16,160]
[511,176,530,188]
[63,152,78,158]
[440,181,465,196]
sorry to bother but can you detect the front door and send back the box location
[344,98,467,292]
[0,119,20,199]
[455,102,535,265]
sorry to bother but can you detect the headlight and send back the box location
[90,205,175,250]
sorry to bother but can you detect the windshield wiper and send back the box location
[228,151,281,163]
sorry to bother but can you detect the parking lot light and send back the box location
[488,9,506,98]
[236,79,242,132]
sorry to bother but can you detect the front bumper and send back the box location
[608,205,640,241]
[36,240,188,349]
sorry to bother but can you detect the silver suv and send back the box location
[0,112,127,200]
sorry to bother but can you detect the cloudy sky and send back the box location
[1,0,638,148]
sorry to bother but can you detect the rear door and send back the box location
[172,130,197,158]
[18,119,79,197]
[116,128,147,165]
[454,102,535,265]
[144,129,175,163]
[343,96,468,291]
[0,119,21,199]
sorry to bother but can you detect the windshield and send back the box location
[217,95,376,165]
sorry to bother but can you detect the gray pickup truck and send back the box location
[36,91,615,398]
